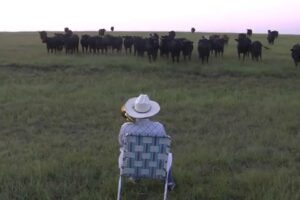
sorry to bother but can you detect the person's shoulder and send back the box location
[152,121,166,129]
[153,121,164,126]
[121,122,134,127]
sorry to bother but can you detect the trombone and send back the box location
[120,105,135,122]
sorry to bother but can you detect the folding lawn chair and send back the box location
[117,133,172,200]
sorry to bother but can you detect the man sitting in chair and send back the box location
[119,94,176,190]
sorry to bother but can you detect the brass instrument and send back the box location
[121,105,135,122]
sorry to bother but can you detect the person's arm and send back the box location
[161,123,167,135]
[154,121,167,136]
[119,122,130,146]
[119,125,125,146]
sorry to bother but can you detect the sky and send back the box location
[1,0,300,34]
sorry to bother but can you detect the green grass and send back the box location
[0,31,299,200]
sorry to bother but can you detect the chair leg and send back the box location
[167,153,173,171]
[117,175,122,200]
[163,153,173,200]
[163,174,169,200]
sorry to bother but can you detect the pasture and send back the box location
[0,31,299,200]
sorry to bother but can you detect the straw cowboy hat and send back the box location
[124,94,160,119]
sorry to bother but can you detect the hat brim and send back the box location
[124,97,160,119]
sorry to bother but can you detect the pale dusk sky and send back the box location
[1,0,300,34]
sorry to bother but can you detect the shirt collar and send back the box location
[135,118,150,123]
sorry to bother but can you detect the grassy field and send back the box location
[0,31,299,200]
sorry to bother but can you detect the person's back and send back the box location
[119,118,166,146]
[118,94,176,190]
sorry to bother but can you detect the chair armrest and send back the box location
[167,153,172,171]
[118,148,125,169]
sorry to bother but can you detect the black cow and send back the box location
[291,44,300,66]
[273,30,279,38]
[169,39,183,63]
[64,34,79,54]
[110,36,123,53]
[209,34,220,40]
[235,35,252,60]
[247,29,253,37]
[87,36,100,53]
[38,31,64,53]
[238,33,247,39]
[53,33,65,51]
[250,41,262,61]
[197,38,211,63]
[250,41,269,61]
[58,28,79,54]
[145,35,160,62]
[123,36,134,54]
[159,35,172,58]
[168,31,176,39]
[157,31,177,60]
[133,36,146,57]
[80,34,90,53]
[101,35,122,53]
[210,35,225,57]
[267,30,279,45]
[181,39,193,61]
[99,29,106,36]
[64,27,73,37]
[159,36,193,62]
[98,36,110,53]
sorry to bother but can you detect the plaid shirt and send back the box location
[119,118,167,146]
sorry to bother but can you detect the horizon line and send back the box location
[1,30,300,36]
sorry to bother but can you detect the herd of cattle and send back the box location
[38,28,300,66]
